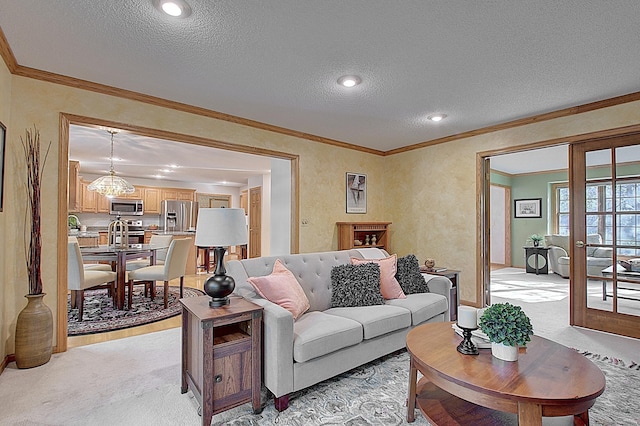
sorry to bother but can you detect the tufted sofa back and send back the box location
[227,249,377,312]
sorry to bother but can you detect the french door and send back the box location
[571,134,640,338]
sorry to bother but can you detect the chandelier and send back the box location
[87,130,135,198]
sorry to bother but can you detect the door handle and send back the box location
[575,240,585,248]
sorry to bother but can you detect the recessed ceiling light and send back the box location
[153,0,192,18]
[427,114,447,122]
[337,75,362,88]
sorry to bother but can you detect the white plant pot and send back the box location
[491,342,519,361]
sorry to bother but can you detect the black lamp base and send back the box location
[456,325,479,355]
[203,246,235,308]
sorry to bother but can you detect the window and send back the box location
[555,179,640,256]
[553,184,570,235]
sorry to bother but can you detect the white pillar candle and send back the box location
[458,306,477,329]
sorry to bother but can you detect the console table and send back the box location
[523,246,549,275]
[180,295,263,426]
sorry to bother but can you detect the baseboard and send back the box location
[0,354,15,375]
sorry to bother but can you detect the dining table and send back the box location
[80,243,170,310]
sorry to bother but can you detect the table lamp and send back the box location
[195,208,248,307]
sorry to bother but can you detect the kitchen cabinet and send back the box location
[337,222,391,251]
[144,188,161,214]
[79,179,110,213]
[99,232,108,245]
[80,180,97,212]
[123,187,142,199]
[68,161,81,212]
[162,188,196,202]
[97,193,110,213]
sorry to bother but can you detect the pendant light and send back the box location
[87,130,135,198]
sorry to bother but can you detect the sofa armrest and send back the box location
[547,246,568,259]
[421,273,452,319]
[592,247,613,258]
[244,295,295,398]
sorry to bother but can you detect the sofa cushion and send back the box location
[351,255,406,300]
[386,293,448,325]
[247,259,310,320]
[293,311,363,362]
[325,305,411,340]
[395,254,430,294]
[330,263,384,308]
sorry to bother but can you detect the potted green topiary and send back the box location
[530,234,544,247]
[478,303,533,361]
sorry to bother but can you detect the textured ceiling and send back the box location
[1,0,640,155]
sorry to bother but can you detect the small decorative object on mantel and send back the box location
[456,306,479,355]
[15,126,53,369]
[371,234,377,246]
[478,302,533,362]
[365,235,370,245]
[530,234,544,247]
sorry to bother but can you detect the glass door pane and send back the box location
[571,136,640,339]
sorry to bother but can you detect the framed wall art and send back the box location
[514,198,541,218]
[0,121,5,212]
[346,172,366,214]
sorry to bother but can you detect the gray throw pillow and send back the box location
[396,254,430,294]
[330,263,384,308]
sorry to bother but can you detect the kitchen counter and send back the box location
[151,231,196,236]
[68,231,100,238]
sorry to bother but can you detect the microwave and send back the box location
[109,198,144,216]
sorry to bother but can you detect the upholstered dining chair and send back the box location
[68,241,117,321]
[125,234,174,271]
[68,236,113,271]
[126,238,192,309]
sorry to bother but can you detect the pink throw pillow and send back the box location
[351,255,406,300]
[247,259,310,320]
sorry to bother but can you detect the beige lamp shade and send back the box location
[195,208,248,247]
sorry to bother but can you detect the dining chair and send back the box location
[68,241,117,321]
[125,234,174,271]
[68,236,113,271]
[126,238,192,309]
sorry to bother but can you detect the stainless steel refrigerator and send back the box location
[160,200,198,232]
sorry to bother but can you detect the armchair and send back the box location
[544,234,613,278]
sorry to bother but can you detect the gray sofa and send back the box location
[545,234,613,278]
[226,249,451,411]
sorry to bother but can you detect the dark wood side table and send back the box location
[523,246,549,275]
[421,268,460,321]
[180,295,263,426]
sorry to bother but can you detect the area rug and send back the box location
[208,350,640,426]
[67,285,204,336]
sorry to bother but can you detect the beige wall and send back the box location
[386,100,640,304]
[0,57,11,362]
[2,66,640,359]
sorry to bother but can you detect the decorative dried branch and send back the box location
[21,126,51,295]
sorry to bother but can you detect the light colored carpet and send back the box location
[491,267,639,364]
[1,327,638,425]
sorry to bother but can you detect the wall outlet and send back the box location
[301,219,309,227]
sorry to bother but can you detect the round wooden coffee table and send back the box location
[406,322,605,425]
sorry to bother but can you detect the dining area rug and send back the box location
[67,285,204,336]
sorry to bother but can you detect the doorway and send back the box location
[480,126,640,339]
[58,114,300,351]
